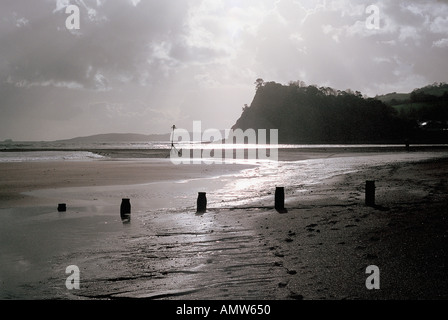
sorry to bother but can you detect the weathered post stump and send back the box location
[197,192,207,213]
[275,187,287,213]
[365,180,375,207]
[120,198,131,221]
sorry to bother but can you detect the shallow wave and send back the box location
[0,151,105,162]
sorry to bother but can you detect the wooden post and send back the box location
[365,181,375,206]
[275,187,287,213]
[197,192,207,213]
[120,198,131,221]
[57,203,66,212]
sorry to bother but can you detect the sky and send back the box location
[0,0,447,141]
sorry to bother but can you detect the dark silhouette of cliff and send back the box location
[232,81,447,144]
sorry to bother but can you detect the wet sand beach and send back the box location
[0,148,447,300]
[0,159,253,208]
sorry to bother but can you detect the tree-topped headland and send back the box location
[232,80,448,144]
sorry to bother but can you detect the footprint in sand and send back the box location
[274,252,285,257]
[306,223,318,232]
[289,292,304,300]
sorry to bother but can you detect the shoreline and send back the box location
[1,144,447,159]
[1,145,447,166]
[2,147,447,209]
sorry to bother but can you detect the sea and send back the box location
[1,139,447,162]
[0,140,170,162]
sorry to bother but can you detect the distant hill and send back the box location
[375,92,411,104]
[54,131,229,144]
[376,82,448,105]
[232,81,448,144]
[56,133,171,143]
[377,83,448,134]
[413,83,448,97]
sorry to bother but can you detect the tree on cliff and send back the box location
[254,78,265,91]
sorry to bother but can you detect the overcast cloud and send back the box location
[1,0,447,140]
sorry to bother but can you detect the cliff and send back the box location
[232,81,447,144]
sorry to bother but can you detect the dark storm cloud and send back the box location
[0,0,197,139]
[0,0,192,89]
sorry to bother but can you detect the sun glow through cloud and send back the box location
[0,0,447,140]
